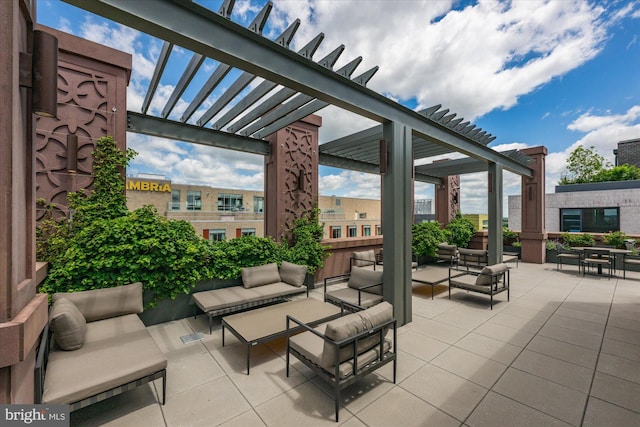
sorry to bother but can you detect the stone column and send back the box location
[34,25,131,221]
[434,173,460,227]
[520,146,548,263]
[264,115,321,241]
[0,0,48,404]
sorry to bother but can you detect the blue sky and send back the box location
[37,0,640,213]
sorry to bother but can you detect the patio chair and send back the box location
[582,247,613,279]
[437,243,459,266]
[324,267,383,311]
[556,244,582,271]
[622,253,640,279]
[448,263,510,309]
[458,248,488,270]
[350,250,378,270]
[286,302,397,422]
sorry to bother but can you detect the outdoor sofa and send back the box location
[38,283,167,411]
[448,263,510,309]
[192,261,308,333]
[286,301,397,422]
[323,266,384,311]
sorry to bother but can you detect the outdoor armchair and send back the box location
[324,267,383,311]
[448,263,510,309]
[286,302,397,422]
[556,244,582,271]
[437,243,459,266]
[350,249,378,270]
[458,248,488,269]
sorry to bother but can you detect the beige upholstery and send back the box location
[43,320,167,405]
[49,298,86,351]
[193,282,304,313]
[352,250,376,267]
[53,282,143,322]
[475,263,508,285]
[42,285,167,409]
[279,261,307,287]
[241,263,281,288]
[437,243,458,264]
[324,266,384,309]
[348,267,383,295]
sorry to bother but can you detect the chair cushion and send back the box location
[438,243,457,256]
[279,261,307,287]
[475,263,508,286]
[49,298,86,351]
[348,267,383,295]
[241,263,281,288]
[352,250,376,267]
[324,288,384,309]
[320,302,392,370]
[53,282,143,322]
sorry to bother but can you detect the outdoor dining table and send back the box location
[571,247,631,275]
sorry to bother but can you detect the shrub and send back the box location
[601,231,629,248]
[207,235,283,280]
[41,206,213,306]
[503,227,519,246]
[546,240,558,250]
[561,232,595,247]
[412,221,446,259]
[444,216,475,248]
[281,208,330,274]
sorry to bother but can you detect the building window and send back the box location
[253,196,264,213]
[362,225,371,236]
[186,190,201,211]
[358,212,367,219]
[331,226,341,239]
[241,228,256,237]
[335,198,341,206]
[348,225,357,237]
[560,208,619,233]
[376,225,382,235]
[218,193,243,211]
[208,229,226,241]
[171,190,180,210]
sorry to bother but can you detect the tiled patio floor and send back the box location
[71,263,640,426]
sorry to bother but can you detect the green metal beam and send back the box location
[64,0,533,177]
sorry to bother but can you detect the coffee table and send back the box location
[221,298,342,374]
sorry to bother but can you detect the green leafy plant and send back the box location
[512,241,522,248]
[444,216,475,248]
[561,232,595,247]
[412,221,446,259]
[281,208,330,274]
[601,231,629,248]
[206,236,284,280]
[36,198,71,262]
[41,206,212,305]
[503,227,519,246]
[546,240,558,250]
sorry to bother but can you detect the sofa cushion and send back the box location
[42,327,167,405]
[352,250,376,267]
[192,282,305,313]
[49,298,87,351]
[320,302,392,370]
[324,288,383,309]
[53,282,143,322]
[475,263,508,286]
[279,261,307,287]
[241,263,281,288]
[347,267,383,295]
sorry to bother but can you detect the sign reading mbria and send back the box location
[126,180,171,192]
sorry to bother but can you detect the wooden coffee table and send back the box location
[221,298,342,374]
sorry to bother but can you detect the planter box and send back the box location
[503,246,521,259]
[140,278,240,326]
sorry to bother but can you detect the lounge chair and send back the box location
[324,267,383,311]
[350,250,378,270]
[437,243,459,266]
[286,302,397,422]
[448,263,510,309]
[458,248,488,269]
[556,244,582,271]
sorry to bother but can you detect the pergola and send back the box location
[63,0,535,324]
